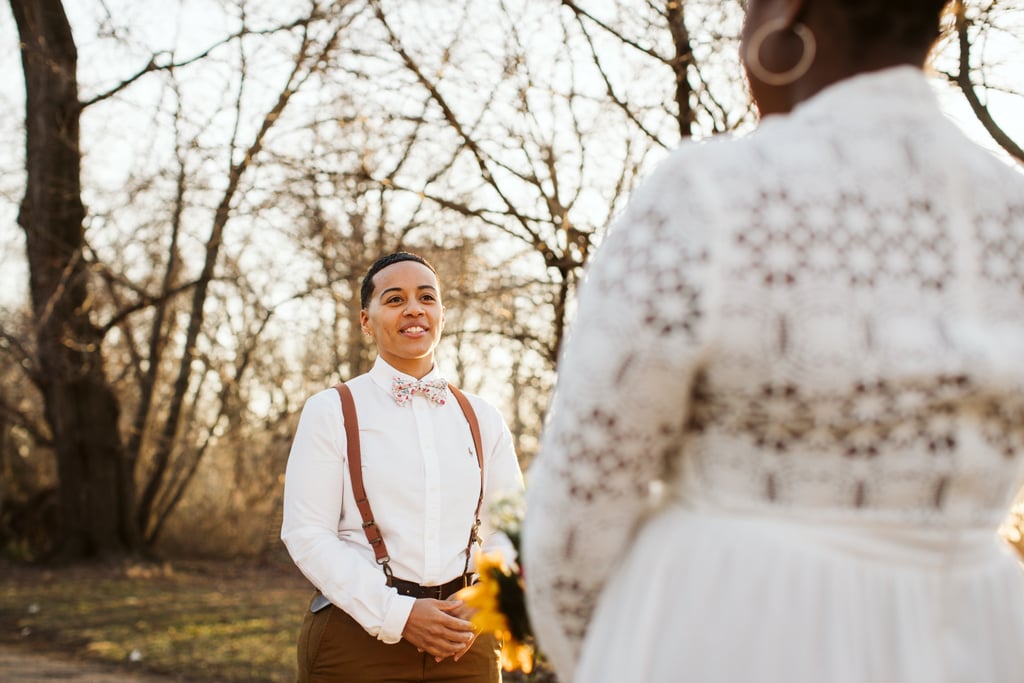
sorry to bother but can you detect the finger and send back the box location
[442,633,474,656]
[423,600,471,627]
[450,604,476,620]
[435,599,465,613]
[423,631,470,654]
[438,613,475,631]
[427,642,462,661]
[454,635,478,662]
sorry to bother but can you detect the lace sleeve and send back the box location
[524,154,717,679]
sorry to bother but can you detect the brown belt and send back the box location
[390,575,468,600]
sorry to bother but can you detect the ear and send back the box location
[439,305,446,331]
[359,309,372,336]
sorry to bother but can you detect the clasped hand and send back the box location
[402,598,479,662]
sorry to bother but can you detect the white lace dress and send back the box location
[523,67,1024,683]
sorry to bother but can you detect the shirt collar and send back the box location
[368,356,443,394]
[791,65,939,122]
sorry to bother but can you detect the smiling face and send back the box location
[359,260,445,378]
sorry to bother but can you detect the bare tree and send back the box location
[943,0,1024,163]
[367,0,628,366]
[10,0,140,557]
[133,2,349,543]
[7,0,353,557]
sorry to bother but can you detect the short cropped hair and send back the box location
[360,252,438,310]
[833,0,951,52]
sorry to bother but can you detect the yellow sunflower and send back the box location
[455,551,535,673]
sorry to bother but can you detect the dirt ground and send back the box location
[0,557,308,682]
[0,643,185,682]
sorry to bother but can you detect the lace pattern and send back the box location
[524,67,1024,676]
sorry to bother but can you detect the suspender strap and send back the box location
[334,383,391,576]
[447,383,486,580]
[333,381,485,585]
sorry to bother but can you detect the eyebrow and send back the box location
[378,284,438,300]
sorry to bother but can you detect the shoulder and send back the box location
[605,132,760,245]
[317,374,389,420]
[631,133,750,203]
[584,135,755,289]
[449,386,502,418]
[298,386,345,425]
[449,387,508,433]
[303,386,342,411]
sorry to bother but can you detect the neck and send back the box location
[787,50,928,111]
[383,355,435,379]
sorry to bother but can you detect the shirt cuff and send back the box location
[379,593,416,644]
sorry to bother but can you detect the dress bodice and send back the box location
[676,96,1024,522]
[547,67,1024,526]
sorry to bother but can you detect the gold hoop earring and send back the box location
[745,18,816,87]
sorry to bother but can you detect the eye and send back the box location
[386,295,403,304]
[421,293,436,302]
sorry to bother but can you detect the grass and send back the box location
[0,557,312,682]
[0,557,552,682]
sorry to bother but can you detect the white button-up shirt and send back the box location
[282,357,524,643]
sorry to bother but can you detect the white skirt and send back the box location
[575,505,1024,683]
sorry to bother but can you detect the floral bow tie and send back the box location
[392,377,448,407]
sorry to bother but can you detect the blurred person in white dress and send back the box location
[523,0,1024,681]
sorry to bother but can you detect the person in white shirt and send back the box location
[282,252,524,683]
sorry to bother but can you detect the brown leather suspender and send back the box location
[448,383,485,571]
[334,383,388,572]
[333,382,485,584]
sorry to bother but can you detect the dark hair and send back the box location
[360,252,438,309]
[832,0,950,52]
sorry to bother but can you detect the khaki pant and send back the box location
[296,600,501,683]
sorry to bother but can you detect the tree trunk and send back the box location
[10,0,138,558]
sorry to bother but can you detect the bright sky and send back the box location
[1,1,1022,312]
[938,83,1024,167]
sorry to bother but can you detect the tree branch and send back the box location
[570,10,670,149]
[561,0,668,63]
[138,1,346,535]
[97,279,199,337]
[80,17,322,109]
[370,0,540,238]
[0,329,42,391]
[0,395,53,447]
[952,1,1024,164]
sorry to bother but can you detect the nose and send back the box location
[404,298,425,315]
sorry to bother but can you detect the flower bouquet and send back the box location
[455,493,539,674]
[1000,500,1024,561]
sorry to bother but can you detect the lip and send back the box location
[400,323,429,336]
